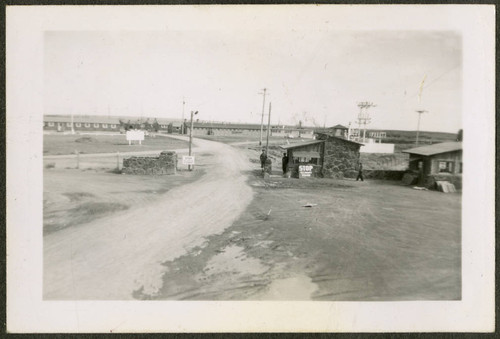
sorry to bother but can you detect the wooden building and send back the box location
[43,115,121,132]
[314,124,349,138]
[184,121,316,138]
[403,142,463,176]
[43,115,178,133]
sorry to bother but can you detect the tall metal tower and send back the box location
[415,110,428,145]
[354,101,376,142]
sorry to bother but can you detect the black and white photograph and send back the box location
[6,4,495,333]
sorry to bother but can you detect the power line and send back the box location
[405,64,460,101]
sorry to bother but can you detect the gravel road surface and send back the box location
[43,136,254,299]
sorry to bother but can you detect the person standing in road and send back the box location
[282,153,288,174]
[260,149,267,169]
[356,162,364,181]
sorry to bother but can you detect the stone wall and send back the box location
[361,170,406,180]
[122,151,177,175]
[317,134,361,179]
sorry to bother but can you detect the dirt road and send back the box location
[43,136,254,299]
[151,175,461,301]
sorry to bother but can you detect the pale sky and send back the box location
[44,30,462,133]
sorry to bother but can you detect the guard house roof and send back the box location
[280,140,325,150]
[315,132,365,146]
[402,142,462,156]
[330,124,348,129]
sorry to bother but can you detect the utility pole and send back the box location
[181,98,185,134]
[70,110,75,134]
[415,110,427,145]
[265,102,272,155]
[188,110,198,171]
[259,88,268,146]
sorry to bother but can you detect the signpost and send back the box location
[188,110,198,171]
[126,130,145,145]
[182,156,195,166]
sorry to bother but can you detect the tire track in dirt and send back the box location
[43,137,254,299]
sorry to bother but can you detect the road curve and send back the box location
[43,137,254,299]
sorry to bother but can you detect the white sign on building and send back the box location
[369,131,387,139]
[182,156,195,165]
[299,165,313,178]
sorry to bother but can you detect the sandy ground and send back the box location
[43,136,254,299]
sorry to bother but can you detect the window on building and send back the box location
[110,124,116,128]
[438,161,454,173]
[66,122,72,127]
[75,123,81,127]
[295,157,318,165]
[459,162,463,174]
[94,123,100,128]
[102,123,108,128]
[85,123,90,128]
[48,122,54,127]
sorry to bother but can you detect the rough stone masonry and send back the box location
[316,134,361,179]
[122,151,177,175]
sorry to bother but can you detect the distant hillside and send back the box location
[366,129,458,145]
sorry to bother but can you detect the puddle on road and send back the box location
[200,245,268,278]
[256,274,318,300]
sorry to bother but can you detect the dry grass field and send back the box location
[43,167,204,235]
[43,133,189,155]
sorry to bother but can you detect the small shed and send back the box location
[329,124,349,138]
[280,133,363,179]
[168,122,183,134]
[402,142,462,188]
[402,142,462,175]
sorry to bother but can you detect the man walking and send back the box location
[260,149,267,169]
[356,162,364,181]
[282,153,288,174]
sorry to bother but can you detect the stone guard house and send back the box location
[281,133,363,179]
[402,142,462,187]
